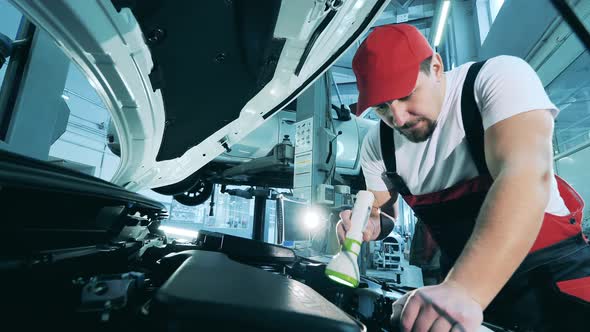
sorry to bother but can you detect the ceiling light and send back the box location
[434,0,451,47]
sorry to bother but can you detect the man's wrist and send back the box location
[444,273,490,310]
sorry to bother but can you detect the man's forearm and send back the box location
[374,195,398,240]
[445,167,551,309]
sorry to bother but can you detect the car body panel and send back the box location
[12,0,388,191]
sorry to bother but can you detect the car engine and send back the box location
[5,226,408,331]
[0,153,509,332]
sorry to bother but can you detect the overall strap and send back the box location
[379,120,411,195]
[460,60,490,177]
[380,120,396,173]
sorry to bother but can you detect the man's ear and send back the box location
[432,53,444,80]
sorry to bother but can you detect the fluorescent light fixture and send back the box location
[434,0,451,47]
[354,0,365,10]
[61,94,70,100]
[490,0,505,22]
[159,225,199,239]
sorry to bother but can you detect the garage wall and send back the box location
[478,0,559,60]
[448,0,479,66]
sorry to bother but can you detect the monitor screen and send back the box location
[275,195,312,245]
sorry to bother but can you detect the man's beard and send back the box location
[395,118,437,143]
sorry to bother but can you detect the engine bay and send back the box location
[4,227,406,331]
[0,152,512,331]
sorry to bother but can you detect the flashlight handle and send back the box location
[347,191,375,241]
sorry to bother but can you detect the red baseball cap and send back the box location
[352,24,433,115]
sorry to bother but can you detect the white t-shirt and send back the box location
[361,55,569,216]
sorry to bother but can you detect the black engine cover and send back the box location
[151,250,363,331]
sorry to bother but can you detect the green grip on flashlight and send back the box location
[343,238,362,255]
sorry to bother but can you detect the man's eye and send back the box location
[375,105,388,114]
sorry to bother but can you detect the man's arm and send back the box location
[371,190,399,240]
[445,109,554,308]
[370,189,398,218]
[337,189,399,242]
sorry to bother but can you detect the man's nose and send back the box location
[389,102,410,127]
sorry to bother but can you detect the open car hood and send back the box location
[12,0,388,191]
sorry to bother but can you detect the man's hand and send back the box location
[391,281,483,332]
[336,209,381,243]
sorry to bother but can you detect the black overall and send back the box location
[380,61,590,331]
